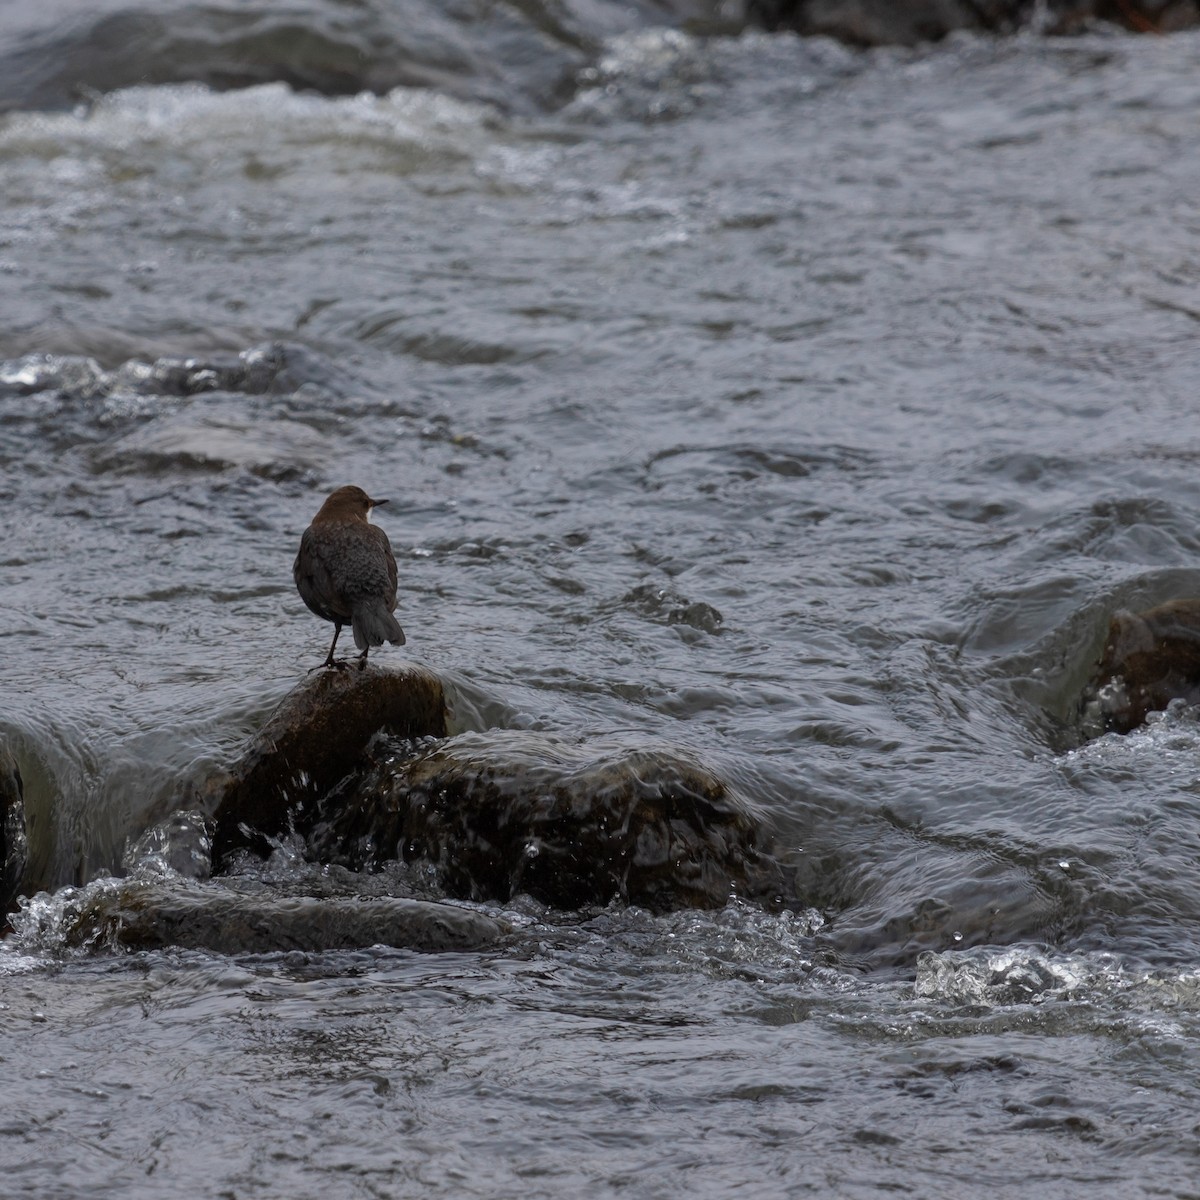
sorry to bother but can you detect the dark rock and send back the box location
[308,730,787,913]
[623,584,723,633]
[668,600,723,635]
[746,0,1007,43]
[66,878,506,954]
[0,742,27,915]
[209,663,447,867]
[1082,598,1200,734]
[205,667,789,913]
[1083,0,1200,33]
[745,0,1199,42]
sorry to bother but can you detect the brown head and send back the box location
[311,485,389,524]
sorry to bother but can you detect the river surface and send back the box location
[3,6,1200,1196]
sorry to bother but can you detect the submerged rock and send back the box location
[308,730,787,913]
[0,741,27,915]
[65,878,506,955]
[0,343,302,401]
[209,663,447,867]
[0,1,729,116]
[1082,599,1200,734]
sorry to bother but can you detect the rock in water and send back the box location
[65,878,507,955]
[209,664,447,866]
[745,0,1195,44]
[0,741,26,915]
[205,673,789,912]
[308,730,788,912]
[1083,598,1200,734]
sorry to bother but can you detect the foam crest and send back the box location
[0,82,499,177]
[916,944,1200,1010]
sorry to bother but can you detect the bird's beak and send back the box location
[370,498,390,508]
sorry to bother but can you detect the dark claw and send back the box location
[308,658,349,673]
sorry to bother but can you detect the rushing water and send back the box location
[4,6,1200,1195]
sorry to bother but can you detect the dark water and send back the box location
[4,5,1200,1194]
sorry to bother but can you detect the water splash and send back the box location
[916,944,1200,1010]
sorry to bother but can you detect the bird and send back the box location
[293,485,406,669]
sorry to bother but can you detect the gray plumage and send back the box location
[293,485,406,668]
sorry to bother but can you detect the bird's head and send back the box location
[314,485,389,523]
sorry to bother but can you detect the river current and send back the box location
[3,7,1200,1197]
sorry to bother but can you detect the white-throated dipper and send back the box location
[293,485,406,669]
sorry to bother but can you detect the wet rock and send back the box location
[0,0,728,116]
[1082,599,1200,734]
[66,878,506,955]
[308,730,787,913]
[209,664,447,868]
[1059,0,1200,33]
[0,741,27,915]
[92,415,327,481]
[668,600,723,635]
[623,583,723,633]
[745,0,1199,42]
[111,343,286,397]
[206,670,789,913]
[746,0,1002,43]
[0,343,305,401]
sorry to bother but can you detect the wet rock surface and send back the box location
[205,667,788,914]
[746,0,1199,42]
[308,730,789,913]
[66,878,507,955]
[0,741,27,914]
[209,664,448,867]
[1081,599,1200,734]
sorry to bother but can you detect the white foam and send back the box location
[1063,700,1200,776]
[0,82,501,179]
[916,943,1200,1011]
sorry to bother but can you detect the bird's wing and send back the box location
[375,527,399,609]
[294,527,350,622]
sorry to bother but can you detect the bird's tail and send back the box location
[351,600,406,650]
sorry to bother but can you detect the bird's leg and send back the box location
[322,622,344,669]
[357,644,369,671]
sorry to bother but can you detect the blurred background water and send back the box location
[3,2,1200,1195]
